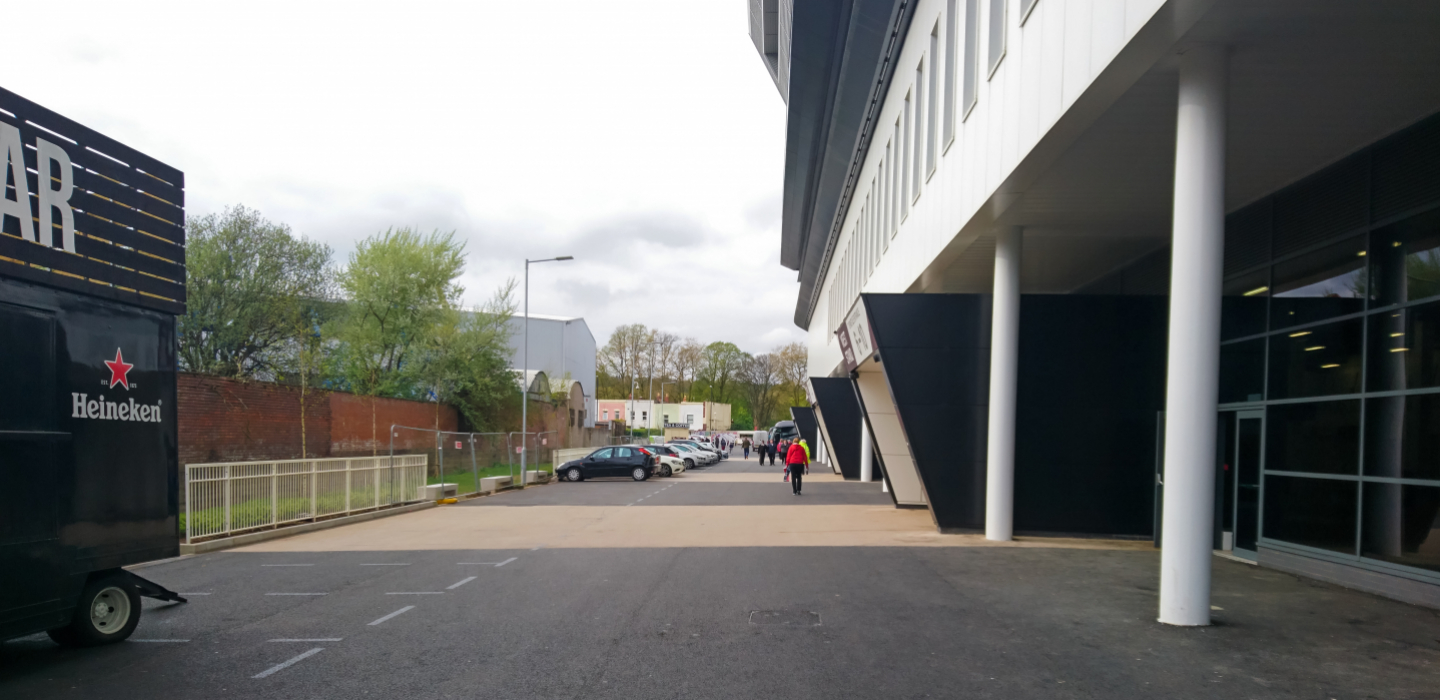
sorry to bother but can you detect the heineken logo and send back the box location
[71,393,162,423]
[71,348,160,422]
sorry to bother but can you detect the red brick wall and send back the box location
[178,374,332,465]
[329,391,458,457]
[177,373,458,465]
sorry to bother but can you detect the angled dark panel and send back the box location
[866,294,991,530]
[790,406,819,451]
[811,376,864,479]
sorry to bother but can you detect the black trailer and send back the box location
[0,88,187,646]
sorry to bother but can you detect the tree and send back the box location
[697,341,746,403]
[673,338,705,399]
[598,323,650,399]
[774,342,809,407]
[737,352,780,429]
[332,228,465,451]
[178,206,333,379]
[422,279,519,432]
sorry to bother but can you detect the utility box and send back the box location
[0,88,188,646]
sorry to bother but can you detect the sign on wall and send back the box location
[835,297,875,373]
[0,87,185,314]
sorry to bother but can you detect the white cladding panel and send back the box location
[811,0,1166,374]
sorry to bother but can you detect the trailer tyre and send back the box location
[48,574,141,647]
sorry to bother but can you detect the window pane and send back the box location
[1368,209,1440,307]
[1263,475,1357,554]
[987,0,1006,74]
[1221,269,1269,340]
[1268,317,1363,399]
[1266,400,1359,475]
[1271,236,1367,329]
[962,0,979,116]
[1362,482,1440,573]
[1366,299,1440,391]
[1219,339,1265,403]
[1364,394,1440,480]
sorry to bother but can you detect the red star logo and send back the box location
[105,348,134,390]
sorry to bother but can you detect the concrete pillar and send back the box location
[859,421,874,483]
[1159,44,1227,627]
[985,226,1022,541]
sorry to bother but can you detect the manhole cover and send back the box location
[748,611,821,626]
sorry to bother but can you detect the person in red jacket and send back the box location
[784,440,809,495]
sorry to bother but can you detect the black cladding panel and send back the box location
[864,293,1167,537]
[791,406,819,451]
[811,377,865,480]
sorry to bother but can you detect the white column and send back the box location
[859,420,874,482]
[1159,44,1227,627]
[985,226,1022,542]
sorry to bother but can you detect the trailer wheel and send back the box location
[48,574,141,647]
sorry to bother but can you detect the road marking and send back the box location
[457,562,499,565]
[253,647,324,678]
[178,592,212,596]
[495,557,517,567]
[531,545,544,551]
[262,564,314,567]
[386,591,443,595]
[128,639,190,643]
[360,563,411,566]
[266,593,328,596]
[269,638,343,642]
[368,606,415,626]
[447,576,477,590]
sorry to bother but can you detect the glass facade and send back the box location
[1214,114,1440,581]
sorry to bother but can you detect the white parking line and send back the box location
[457,562,499,565]
[128,639,190,643]
[446,576,477,590]
[178,592,212,596]
[269,638,343,642]
[253,647,324,678]
[495,557,517,567]
[385,592,443,595]
[266,593,328,596]
[360,563,411,566]
[368,606,415,626]
[262,564,314,567]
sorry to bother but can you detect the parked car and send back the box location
[669,440,720,464]
[644,445,688,476]
[557,446,656,482]
[666,442,710,466]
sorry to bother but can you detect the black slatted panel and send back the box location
[1371,113,1440,223]
[1224,198,1271,275]
[1272,154,1368,258]
[0,89,184,314]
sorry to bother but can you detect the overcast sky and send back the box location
[6,0,802,353]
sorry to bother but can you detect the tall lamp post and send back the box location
[660,381,676,435]
[521,255,574,487]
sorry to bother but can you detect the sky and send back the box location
[5,0,804,354]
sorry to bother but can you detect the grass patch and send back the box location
[426,462,550,495]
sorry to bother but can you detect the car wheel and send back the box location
[48,574,141,647]
[632,467,648,481]
[566,467,583,482]
[662,465,672,477]
[684,459,695,469]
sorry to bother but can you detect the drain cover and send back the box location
[748,611,821,626]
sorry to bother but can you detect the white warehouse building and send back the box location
[506,313,598,426]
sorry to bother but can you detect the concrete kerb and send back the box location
[178,502,437,555]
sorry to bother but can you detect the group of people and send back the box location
[742,436,810,495]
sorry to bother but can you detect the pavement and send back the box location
[3,448,1438,699]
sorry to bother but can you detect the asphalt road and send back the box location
[3,453,1438,699]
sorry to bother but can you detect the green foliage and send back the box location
[178,206,334,378]
[331,228,466,399]
[424,281,520,431]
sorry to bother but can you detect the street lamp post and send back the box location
[521,255,573,487]
[660,381,676,434]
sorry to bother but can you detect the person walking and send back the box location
[769,440,780,467]
[785,439,809,495]
[741,437,751,459]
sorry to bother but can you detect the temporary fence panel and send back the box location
[184,455,427,543]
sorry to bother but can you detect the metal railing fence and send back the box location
[184,454,428,543]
